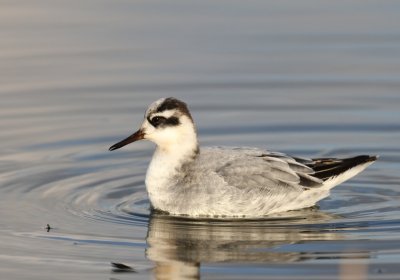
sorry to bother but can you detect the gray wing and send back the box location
[215,149,323,195]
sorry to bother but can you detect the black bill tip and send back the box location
[109,129,144,151]
[109,145,119,151]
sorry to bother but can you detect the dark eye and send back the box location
[151,116,166,127]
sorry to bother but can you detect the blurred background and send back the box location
[2,0,399,151]
[1,1,400,279]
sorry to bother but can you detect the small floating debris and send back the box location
[111,262,137,273]
[45,224,52,232]
[373,267,386,274]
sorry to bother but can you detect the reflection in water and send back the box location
[146,210,346,280]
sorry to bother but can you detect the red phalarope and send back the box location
[110,97,377,218]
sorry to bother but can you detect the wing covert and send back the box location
[215,150,323,192]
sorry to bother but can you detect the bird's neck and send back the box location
[153,134,199,168]
[145,132,199,210]
[146,129,199,186]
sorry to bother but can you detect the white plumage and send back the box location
[110,97,377,218]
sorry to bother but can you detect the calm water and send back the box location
[1,1,400,279]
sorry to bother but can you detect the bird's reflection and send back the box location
[146,209,343,280]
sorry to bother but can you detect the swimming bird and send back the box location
[109,97,377,218]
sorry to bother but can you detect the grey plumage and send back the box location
[109,97,377,218]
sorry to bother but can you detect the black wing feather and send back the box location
[303,155,377,181]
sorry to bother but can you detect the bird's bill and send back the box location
[109,129,145,151]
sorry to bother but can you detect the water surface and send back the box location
[1,1,400,279]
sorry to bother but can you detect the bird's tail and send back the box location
[310,155,378,188]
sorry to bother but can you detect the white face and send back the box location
[141,109,194,148]
[109,97,196,152]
